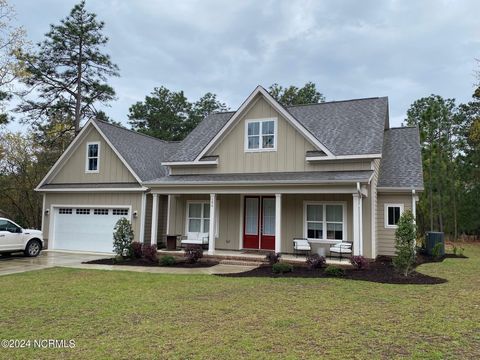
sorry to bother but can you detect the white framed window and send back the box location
[76,208,90,215]
[244,118,277,152]
[185,200,219,237]
[384,203,404,228]
[85,142,100,173]
[113,209,129,216]
[303,202,346,241]
[94,209,109,215]
[59,208,72,215]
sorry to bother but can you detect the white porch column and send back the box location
[275,193,282,253]
[352,193,362,256]
[208,193,216,255]
[150,193,158,246]
[359,193,363,256]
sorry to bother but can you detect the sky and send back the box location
[7,0,480,131]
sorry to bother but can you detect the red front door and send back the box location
[243,196,275,250]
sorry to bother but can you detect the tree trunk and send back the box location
[74,39,83,135]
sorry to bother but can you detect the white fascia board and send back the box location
[193,86,334,161]
[160,159,218,166]
[144,179,370,187]
[35,187,148,192]
[377,186,424,193]
[306,153,382,161]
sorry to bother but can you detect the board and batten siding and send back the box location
[49,127,137,184]
[169,96,372,175]
[143,194,168,245]
[376,193,412,256]
[43,192,144,244]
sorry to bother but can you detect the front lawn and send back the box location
[1,245,479,359]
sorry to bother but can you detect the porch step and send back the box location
[219,259,264,267]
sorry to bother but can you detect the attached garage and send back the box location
[51,207,131,253]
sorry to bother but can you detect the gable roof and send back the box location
[378,127,424,189]
[164,88,388,162]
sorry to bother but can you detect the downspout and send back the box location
[357,182,363,256]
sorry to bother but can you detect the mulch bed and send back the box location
[219,256,450,285]
[83,258,219,268]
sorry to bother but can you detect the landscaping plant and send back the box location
[324,265,345,277]
[431,242,443,261]
[350,255,369,270]
[306,254,326,269]
[131,241,143,259]
[265,252,281,265]
[142,244,158,263]
[159,255,176,266]
[272,262,293,274]
[393,210,416,276]
[184,245,203,264]
[113,218,134,258]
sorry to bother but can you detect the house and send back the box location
[35,86,423,258]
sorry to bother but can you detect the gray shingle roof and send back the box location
[378,127,424,189]
[94,120,175,181]
[165,97,388,161]
[143,170,373,185]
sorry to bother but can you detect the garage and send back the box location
[51,207,131,253]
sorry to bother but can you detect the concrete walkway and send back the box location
[0,251,256,276]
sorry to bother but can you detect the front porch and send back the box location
[145,186,371,258]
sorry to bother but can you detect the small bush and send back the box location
[350,255,369,270]
[113,218,134,258]
[324,265,345,277]
[131,241,143,259]
[265,252,281,265]
[306,254,326,269]
[431,242,443,260]
[272,262,293,274]
[393,210,416,276]
[159,255,176,266]
[184,245,203,264]
[142,244,158,263]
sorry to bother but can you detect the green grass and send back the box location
[1,245,480,359]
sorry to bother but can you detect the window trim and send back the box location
[384,203,404,229]
[244,117,277,152]
[85,141,100,173]
[185,200,219,237]
[303,201,347,242]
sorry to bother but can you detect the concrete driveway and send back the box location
[0,251,105,276]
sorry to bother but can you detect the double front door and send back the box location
[243,196,275,250]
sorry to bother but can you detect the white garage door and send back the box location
[52,207,130,253]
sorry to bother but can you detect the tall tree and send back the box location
[0,0,27,125]
[268,82,325,106]
[128,87,228,141]
[16,0,119,135]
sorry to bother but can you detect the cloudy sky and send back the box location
[8,0,480,130]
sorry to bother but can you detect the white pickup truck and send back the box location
[0,218,44,257]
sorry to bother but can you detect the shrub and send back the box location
[265,252,281,265]
[159,255,176,266]
[350,255,369,270]
[272,262,293,274]
[131,241,143,259]
[184,245,203,264]
[306,254,326,269]
[142,244,158,263]
[432,242,443,260]
[324,265,345,277]
[392,210,416,277]
[113,218,134,258]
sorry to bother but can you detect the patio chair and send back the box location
[181,232,209,249]
[293,238,311,257]
[329,242,352,260]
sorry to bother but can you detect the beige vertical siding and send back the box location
[371,159,381,257]
[43,192,144,244]
[143,194,168,245]
[377,193,412,256]
[49,127,137,184]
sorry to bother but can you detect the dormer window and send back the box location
[86,142,100,173]
[245,118,277,152]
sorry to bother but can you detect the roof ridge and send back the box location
[94,119,172,144]
[286,96,387,108]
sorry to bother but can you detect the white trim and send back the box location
[275,194,282,253]
[166,195,171,235]
[306,153,382,161]
[161,160,218,166]
[151,186,359,195]
[238,194,244,250]
[194,86,334,161]
[377,187,424,193]
[85,141,100,173]
[384,203,404,229]
[353,194,360,256]
[139,192,146,243]
[49,204,132,250]
[145,179,369,186]
[36,119,143,190]
[244,117,278,152]
[41,193,46,233]
[185,200,220,238]
[371,185,377,259]
[151,194,159,245]
[37,187,148,192]
[302,201,347,242]
[208,194,216,254]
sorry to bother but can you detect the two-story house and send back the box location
[36,86,423,258]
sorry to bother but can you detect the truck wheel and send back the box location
[24,240,42,257]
